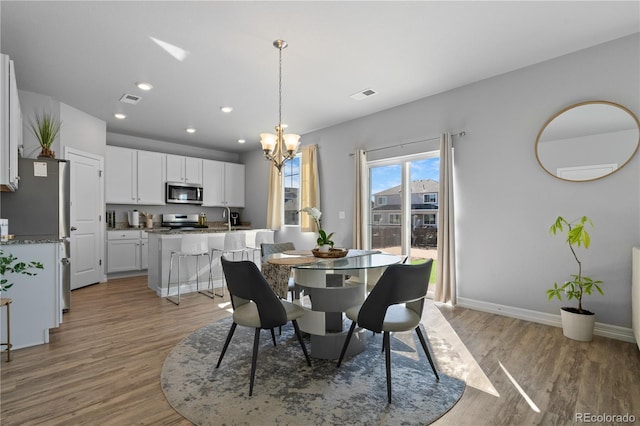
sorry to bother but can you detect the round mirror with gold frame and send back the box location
[535,101,640,182]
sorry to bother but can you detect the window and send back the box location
[283,155,301,225]
[423,193,437,204]
[389,213,401,225]
[373,213,382,224]
[425,214,436,225]
[377,196,387,206]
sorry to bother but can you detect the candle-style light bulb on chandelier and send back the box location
[260,39,300,173]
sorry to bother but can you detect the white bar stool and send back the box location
[210,232,250,298]
[167,234,214,305]
[248,230,275,264]
[223,231,250,261]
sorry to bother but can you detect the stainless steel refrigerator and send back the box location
[1,157,71,311]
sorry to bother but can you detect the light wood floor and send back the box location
[1,276,638,425]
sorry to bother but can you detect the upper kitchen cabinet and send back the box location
[0,54,21,191]
[202,159,245,207]
[224,162,245,207]
[105,146,165,205]
[136,150,166,204]
[166,154,202,185]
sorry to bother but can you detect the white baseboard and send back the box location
[457,297,636,343]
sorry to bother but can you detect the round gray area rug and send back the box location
[161,317,465,425]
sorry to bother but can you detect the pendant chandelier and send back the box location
[260,39,300,173]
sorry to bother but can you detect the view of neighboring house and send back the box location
[372,179,439,248]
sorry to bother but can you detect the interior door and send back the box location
[67,150,103,289]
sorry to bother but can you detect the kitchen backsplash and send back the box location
[106,204,242,228]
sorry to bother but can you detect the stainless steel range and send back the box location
[161,213,207,230]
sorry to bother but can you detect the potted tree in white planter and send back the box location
[546,216,603,341]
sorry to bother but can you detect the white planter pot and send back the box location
[318,245,330,253]
[560,308,595,342]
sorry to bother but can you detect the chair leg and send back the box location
[270,328,277,346]
[384,331,392,404]
[216,322,238,368]
[198,253,215,299]
[167,254,179,305]
[336,321,357,367]
[415,325,440,381]
[249,328,261,396]
[292,320,311,366]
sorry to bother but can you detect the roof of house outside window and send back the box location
[373,179,439,196]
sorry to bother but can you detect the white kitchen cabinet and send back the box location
[136,150,165,204]
[202,159,245,207]
[166,154,202,185]
[107,230,148,273]
[0,54,21,191]
[202,159,224,206]
[105,146,136,203]
[0,242,62,349]
[224,162,245,207]
[105,146,165,205]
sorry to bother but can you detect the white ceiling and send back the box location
[1,1,638,153]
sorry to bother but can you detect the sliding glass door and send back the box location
[368,152,439,263]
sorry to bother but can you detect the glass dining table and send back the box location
[266,250,403,359]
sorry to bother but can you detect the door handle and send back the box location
[70,226,77,231]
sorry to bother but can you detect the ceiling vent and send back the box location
[120,93,142,104]
[350,88,377,101]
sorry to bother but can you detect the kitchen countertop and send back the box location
[0,235,64,245]
[107,223,253,234]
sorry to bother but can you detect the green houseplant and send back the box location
[546,216,603,341]
[301,206,334,251]
[28,111,62,158]
[0,249,44,292]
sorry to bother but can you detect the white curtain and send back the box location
[435,133,457,304]
[353,149,368,249]
[300,145,320,232]
[266,163,283,231]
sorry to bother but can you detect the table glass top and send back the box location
[267,250,402,270]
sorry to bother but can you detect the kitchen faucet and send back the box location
[223,205,231,231]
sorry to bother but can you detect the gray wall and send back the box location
[19,90,106,159]
[242,34,640,328]
[107,132,240,163]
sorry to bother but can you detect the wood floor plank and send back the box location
[1,276,639,425]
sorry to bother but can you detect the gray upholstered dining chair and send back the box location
[215,258,311,396]
[336,259,439,403]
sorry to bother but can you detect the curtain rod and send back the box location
[359,131,466,155]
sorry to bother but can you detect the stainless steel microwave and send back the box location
[166,182,203,205]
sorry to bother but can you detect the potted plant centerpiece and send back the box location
[546,215,603,341]
[29,111,62,158]
[301,207,334,252]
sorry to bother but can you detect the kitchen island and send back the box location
[146,228,271,298]
[0,238,63,349]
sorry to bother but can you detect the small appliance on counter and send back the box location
[128,210,140,227]
[161,213,209,230]
[106,210,116,228]
[230,212,240,227]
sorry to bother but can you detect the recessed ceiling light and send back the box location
[220,106,233,113]
[114,113,126,119]
[136,81,153,91]
[238,139,246,144]
[186,127,196,134]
